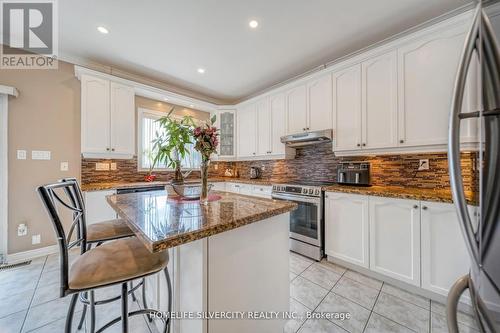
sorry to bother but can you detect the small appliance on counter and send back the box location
[250,167,261,179]
[337,162,370,186]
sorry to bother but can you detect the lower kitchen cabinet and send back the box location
[369,197,421,286]
[83,190,117,224]
[421,201,471,297]
[325,192,369,268]
[211,182,226,192]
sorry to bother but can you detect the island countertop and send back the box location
[106,190,297,252]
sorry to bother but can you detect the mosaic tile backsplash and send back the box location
[81,143,477,193]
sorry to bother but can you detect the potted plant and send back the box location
[192,115,219,204]
[151,108,195,184]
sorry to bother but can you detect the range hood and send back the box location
[280,129,334,148]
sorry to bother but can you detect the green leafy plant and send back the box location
[150,108,195,183]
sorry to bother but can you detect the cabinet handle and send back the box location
[400,140,404,144]
[422,206,428,210]
[413,205,419,209]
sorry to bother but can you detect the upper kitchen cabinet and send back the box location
[397,25,467,147]
[332,64,362,151]
[362,51,398,149]
[256,98,272,156]
[270,93,287,156]
[285,84,308,134]
[307,74,333,131]
[236,104,257,158]
[81,74,135,159]
[213,109,236,160]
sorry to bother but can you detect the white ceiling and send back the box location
[60,0,472,104]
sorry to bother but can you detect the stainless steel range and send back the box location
[272,181,334,261]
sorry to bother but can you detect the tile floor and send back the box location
[0,251,480,333]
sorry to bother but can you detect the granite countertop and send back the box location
[81,178,276,191]
[323,184,477,205]
[106,190,297,252]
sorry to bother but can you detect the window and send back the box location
[138,108,202,170]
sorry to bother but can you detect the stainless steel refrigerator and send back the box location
[448,1,500,332]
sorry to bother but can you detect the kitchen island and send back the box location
[106,190,296,333]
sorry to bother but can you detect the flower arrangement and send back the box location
[192,115,219,162]
[192,115,219,204]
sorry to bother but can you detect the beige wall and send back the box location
[1,63,211,255]
[2,61,81,254]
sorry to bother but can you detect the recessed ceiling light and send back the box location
[197,68,205,74]
[97,26,109,34]
[189,104,194,108]
[249,20,259,29]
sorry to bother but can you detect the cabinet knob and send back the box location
[362,143,366,147]
[400,140,404,144]
[422,206,428,210]
[303,128,306,131]
[357,143,361,147]
[111,148,115,152]
[413,205,419,209]
[106,148,110,151]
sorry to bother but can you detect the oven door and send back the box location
[272,193,322,246]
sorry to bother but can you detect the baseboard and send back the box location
[6,245,59,263]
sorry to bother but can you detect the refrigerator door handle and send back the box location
[448,3,481,264]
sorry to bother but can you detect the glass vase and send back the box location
[200,159,210,205]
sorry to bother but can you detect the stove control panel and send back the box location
[272,184,322,197]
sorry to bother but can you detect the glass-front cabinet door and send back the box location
[215,110,236,159]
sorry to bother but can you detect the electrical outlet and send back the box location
[17,150,27,160]
[418,159,430,171]
[60,162,69,171]
[214,164,219,171]
[261,165,266,171]
[96,163,110,171]
[32,234,41,245]
[110,163,117,171]
[17,223,28,236]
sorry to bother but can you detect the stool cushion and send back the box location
[87,219,134,243]
[69,238,168,291]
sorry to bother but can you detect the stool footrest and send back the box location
[95,309,170,333]
[78,280,144,306]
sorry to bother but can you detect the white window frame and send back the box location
[137,107,202,172]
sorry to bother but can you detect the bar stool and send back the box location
[38,180,172,333]
[59,178,151,332]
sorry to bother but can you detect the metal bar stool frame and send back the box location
[38,180,172,333]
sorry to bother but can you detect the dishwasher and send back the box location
[116,185,165,195]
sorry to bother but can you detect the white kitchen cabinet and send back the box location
[226,183,241,193]
[285,84,308,134]
[83,190,117,224]
[270,93,287,156]
[397,26,466,147]
[81,75,110,155]
[332,64,362,151]
[110,82,135,155]
[256,98,272,156]
[211,182,226,192]
[238,183,253,196]
[214,109,236,159]
[325,192,369,268]
[251,185,272,199]
[369,197,421,286]
[81,74,135,159]
[362,51,398,149]
[236,104,257,158]
[421,201,471,297]
[307,74,332,131]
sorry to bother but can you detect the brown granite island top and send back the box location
[106,190,297,253]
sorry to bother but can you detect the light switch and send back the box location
[60,162,69,171]
[17,150,27,160]
[32,150,51,160]
[32,234,41,245]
